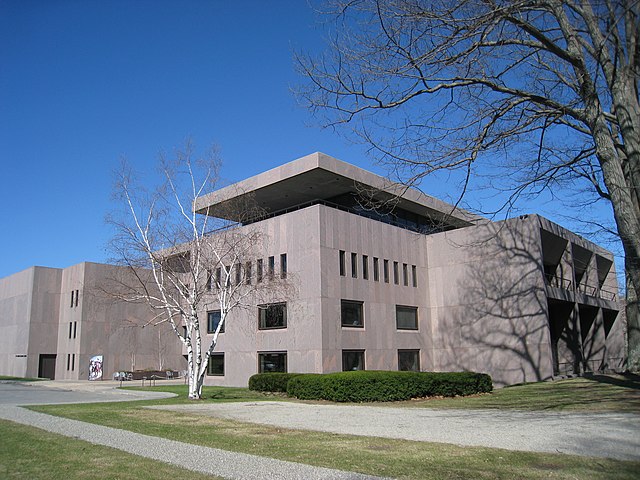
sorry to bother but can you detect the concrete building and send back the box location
[193,153,625,386]
[0,153,625,385]
[0,262,183,380]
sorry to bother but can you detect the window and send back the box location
[245,261,252,285]
[71,353,75,371]
[396,305,418,330]
[280,253,287,278]
[257,259,263,282]
[70,291,74,308]
[75,290,79,307]
[339,250,346,276]
[393,261,399,285]
[206,269,212,291]
[207,310,224,334]
[258,352,287,373]
[342,350,365,371]
[351,252,358,278]
[207,353,225,376]
[403,263,408,286]
[412,265,417,288]
[398,350,420,372]
[268,256,275,278]
[373,257,379,281]
[68,322,73,339]
[66,354,71,371]
[73,321,77,339]
[258,303,287,329]
[235,263,242,285]
[215,267,222,288]
[362,255,369,280]
[341,300,364,327]
[383,260,389,283]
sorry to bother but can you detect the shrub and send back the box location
[287,371,492,402]
[248,373,302,393]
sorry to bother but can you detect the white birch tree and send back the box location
[108,142,273,399]
[298,0,640,369]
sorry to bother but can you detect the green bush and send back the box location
[248,372,302,393]
[286,371,492,402]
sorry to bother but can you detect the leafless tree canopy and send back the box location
[297,0,640,368]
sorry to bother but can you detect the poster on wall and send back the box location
[88,355,103,381]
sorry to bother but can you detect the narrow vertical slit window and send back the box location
[257,259,263,282]
[362,255,369,280]
[339,250,346,276]
[66,354,70,371]
[351,253,358,278]
[373,257,379,281]
[280,253,287,279]
[68,322,73,339]
[383,260,389,283]
[412,265,417,287]
[235,263,242,285]
[393,262,399,285]
[245,261,252,285]
[70,291,74,308]
[215,267,222,289]
[73,321,77,339]
[206,269,212,291]
[403,263,408,286]
[75,290,79,307]
[268,256,275,278]
[71,354,75,371]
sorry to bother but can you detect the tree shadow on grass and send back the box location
[585,373,640,391]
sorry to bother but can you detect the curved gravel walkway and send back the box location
[154,401,640,461]
[0,383,386,480]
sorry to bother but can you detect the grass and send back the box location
[28,376,640,480]
[0,375,43,382]
[0,419,221,479]
[391,374,640,413]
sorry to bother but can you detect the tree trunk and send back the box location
[627,270,640,372]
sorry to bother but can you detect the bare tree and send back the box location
[108,142,275,399]
[297,0,640,369]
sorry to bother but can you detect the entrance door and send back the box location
[38,354,56,379]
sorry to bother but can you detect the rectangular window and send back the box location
[258,303,287,329]
[393,262,399,285]
[68,322,73,339]
[383,260,389,283]
[396,305,418,330]
[70,291,74,308]
[71,353,75,371]
[235,263,242,285]
[339,250,346,276]
[268,256,275,278]
[75,290,79,307]
[398,350,420,372]
[215,267,222,289]
[362,255,369,280]
[351,252,357,278]
[341,300,364,328]
[245,261,252,285]
[207,353,225,376]
[207,310,224,334]
[66,354,70,371]
[373,257,379,281]
[342,350,365,371]
[280,253,287,279]
[257,259,263,282]
[73,321,77,339]
[412,265,417,288]
[206,269,212,291]
[403,263,408,286]
[258,352,287,373]
[182,326,188,338]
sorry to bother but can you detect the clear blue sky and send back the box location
[0,0,621,280]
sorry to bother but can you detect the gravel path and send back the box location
[0,405,386,480]
[153,401,640,461]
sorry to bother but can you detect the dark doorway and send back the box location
[38,354,56,379]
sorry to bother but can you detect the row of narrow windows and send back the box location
[339,250,417,287]
[206,349,421,376]
[66,353,76,371]
[204,301,419,334]
[70,289,79,308]
[68,321,77,339]
[206,253,287,290]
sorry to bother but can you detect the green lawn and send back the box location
[0,419,220,480]
[0,375,43,382]
[27,376,640,480]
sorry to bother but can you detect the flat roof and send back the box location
[194,152,484,227]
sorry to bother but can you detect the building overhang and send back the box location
[194,152,484,228]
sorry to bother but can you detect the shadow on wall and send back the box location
[440,218,615,386]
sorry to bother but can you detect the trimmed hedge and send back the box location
[248,373,302,393]
[286,371,492,402]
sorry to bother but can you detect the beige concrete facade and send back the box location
[0,262,184,380]
[0,152,625,386]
